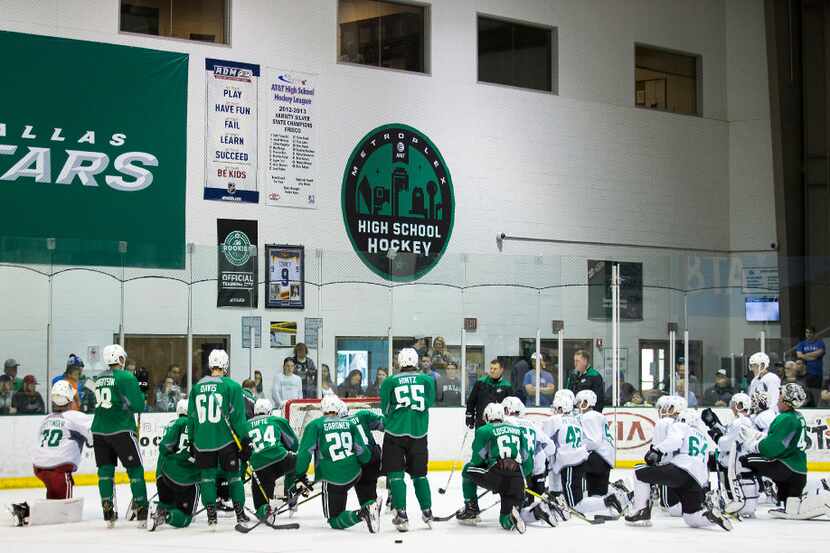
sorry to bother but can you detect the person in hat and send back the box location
[0,374,16,415]
[52,354,84,410]
[4,358,23,392]
[13,375,45,415]
[703,369,736,407]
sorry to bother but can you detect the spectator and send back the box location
[52,354,84,410]
[523,353,556,407]
[624,389,651,407]
[154,376,181,412]
[465,359,513,428]
[0,375,16,414]
[3,359,22,392]
[291,342,318,398]
[703,369,735,407]
[242,379,257,419]
[412,336,428,358]
[366,367,387,397]
[606,381,636,406]
[511,358,530,403]
[437,362,463,406]
[676,379,698,407]
[796,325,825,403]
[338,369,365,398]
[419,355,440,381]
[428,335,453,369]
[566,350,605,410]
[125,359,137,374]
[253,370,266,399]
[12,375,45,414]
[159,364,185,394]
[321,376,336,396]
[271,357,303,408]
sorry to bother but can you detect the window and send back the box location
[338,0,428,73]
[635,45,699,115]
[477,15,555,93]
[120,0,229,44]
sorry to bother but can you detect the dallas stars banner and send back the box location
[217,219,258,307]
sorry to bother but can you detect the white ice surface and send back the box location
[0,470,828,553]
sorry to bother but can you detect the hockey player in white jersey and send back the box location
[751,390,776,433]
[625,408,731,530]
[747,352,781,413]
[11,380,93,526]
[652,395,686,516]
[714,392,759,516]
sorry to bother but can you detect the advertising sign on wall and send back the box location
[204,58,259,203]
[341,124,454,281]
[217,219,258,307]
[0,31,188,268]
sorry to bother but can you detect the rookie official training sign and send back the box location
[341,124,454,281]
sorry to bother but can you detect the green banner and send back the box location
[0,31,188,268]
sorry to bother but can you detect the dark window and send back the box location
[120,0,229,45]
[635,45,699,115]
[477,16,555,93]
[338,0,428,73]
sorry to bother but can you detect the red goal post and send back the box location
[283,396,383,440]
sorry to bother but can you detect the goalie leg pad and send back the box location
[28,498,84,526]
[791,493,830,520]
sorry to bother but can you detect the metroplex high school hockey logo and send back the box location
[341,123,455,282]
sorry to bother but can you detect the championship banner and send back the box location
[217,219,258,307]
[204,58,259,203]
[0,31,187,268]
[263,68,318,209]
[587,260,643,321]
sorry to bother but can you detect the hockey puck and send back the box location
[395,539,403,544]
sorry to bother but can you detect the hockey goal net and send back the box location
[283,396,383,441]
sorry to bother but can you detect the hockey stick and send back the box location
[439,428,470,494]
[525,489,605,525]
[274,490,322,515]
[234,517,301,533]
[223,416,273,506]
[433,490,491,521]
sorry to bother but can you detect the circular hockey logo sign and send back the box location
[222,230,251,266]
[341,124,455,281]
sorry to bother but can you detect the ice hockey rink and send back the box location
[2,471,829,553]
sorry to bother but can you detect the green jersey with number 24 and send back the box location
[380,371,435,439]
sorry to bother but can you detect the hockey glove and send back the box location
[707,427,724,443]
[465,412,476,429]
[700,408,721,429]
[644,446,663,467]
[296,475,314,496]
[238,438,253,463]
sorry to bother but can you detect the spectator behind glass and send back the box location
[161,364,185,393]
[419,355,440,381]
[624,389,651,407]
[606,381,636,406]
[366,367,387,396]
[13,374,45,414]
[783,361,812,406]
[271,357,303,408]
[3,358,23,392]
[253,370,265,399]
[437,362,462,406]
[53,354,84,410]
[796,325,825,401]
[241,379,257,418]
[154,376,181,412]
[292,342,317,398]
[523,353,555,406]
[676,379,698,407]
[703,369,735,407]
[412,336,428,358]
[0,374,17,414]
[338,369,365,398]
[566,350,605,410]
[125,359,137,374]
[321,375,335,396]
[428,335,453,369]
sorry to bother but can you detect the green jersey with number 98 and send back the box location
[246,415,298,471]
[379,371,435,438]
[90,369,145,435]
[295,415,371,485]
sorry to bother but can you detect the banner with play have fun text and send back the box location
[0,31,188,268]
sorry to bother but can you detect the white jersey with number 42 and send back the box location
[32,411,93,470]
[543,413,588,473]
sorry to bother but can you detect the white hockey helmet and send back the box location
[730,392,751,413]
[176,399,188,416]
[552,393,574,415]
[502,396,526,417]
[483,402,505,423]
[255,398,274,416]
[662,395,685,418]
[102,344,127,367]
[50,380,75,407]
[397,347,419,370]
[554,388,575,405]
[575,389,597,411]
[780,383,807,409]
[208,349,230,372]
[749,352,770,371]
[321,395,341,415]
[751,389,769,413]
[337,398,350,417]
[656,395,670,417]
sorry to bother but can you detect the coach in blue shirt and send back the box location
[796,325,826,392]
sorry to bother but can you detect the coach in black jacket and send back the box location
[465,359,514,428]
[566,349,605,410]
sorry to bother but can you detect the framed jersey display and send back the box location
[265,244,305,309]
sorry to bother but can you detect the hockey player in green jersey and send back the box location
[380,348,436,532]
[91,344,148,528]
[339,401,385,505]
[293,395,378,532]
[187,349,250,529]
[456,403,533,533]
[150,399,200,531]
[246,398,299,521]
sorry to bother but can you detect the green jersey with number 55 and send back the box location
[470,422,533,475]
[90,369,145,435]
[380,371,435,438]
[295,415,371,485]
[187,375,247,452]
[246,415,298,471]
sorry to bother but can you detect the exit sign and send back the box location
[464,318,478,332]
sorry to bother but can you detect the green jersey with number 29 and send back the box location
[295,415,370,485]
[380,371,435,438]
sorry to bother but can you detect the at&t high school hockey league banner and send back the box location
[205,59,259,203]
[217,219,258,307]
[264,68,318,209]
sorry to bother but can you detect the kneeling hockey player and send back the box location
[339,399,385,507]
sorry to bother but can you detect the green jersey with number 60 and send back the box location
[470,421,533,475]
[187,375,247,452]
[295,415,370,485]
[759,410,808,474]
[157,416,199,486]
[90,369,145,435]
[345,409,384,448]
[380,371,435,438]
[246,415,298,471]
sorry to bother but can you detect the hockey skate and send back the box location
[624,501,652,527]
[206,504,218,531]
[456,499,481,526]
[531,502,557,527]
[511,506,526,534]
[545,493,569,522]
[595,493,624,521]
[234,502,250,524]
[422,509,434,529]
[148,506,167,532]
[102,499,117,528]
[9,502,29,527]
[392,509,409,532]
[135,503,149,529]
[359,502,379,534]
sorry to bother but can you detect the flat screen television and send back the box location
[745,297,780,322]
